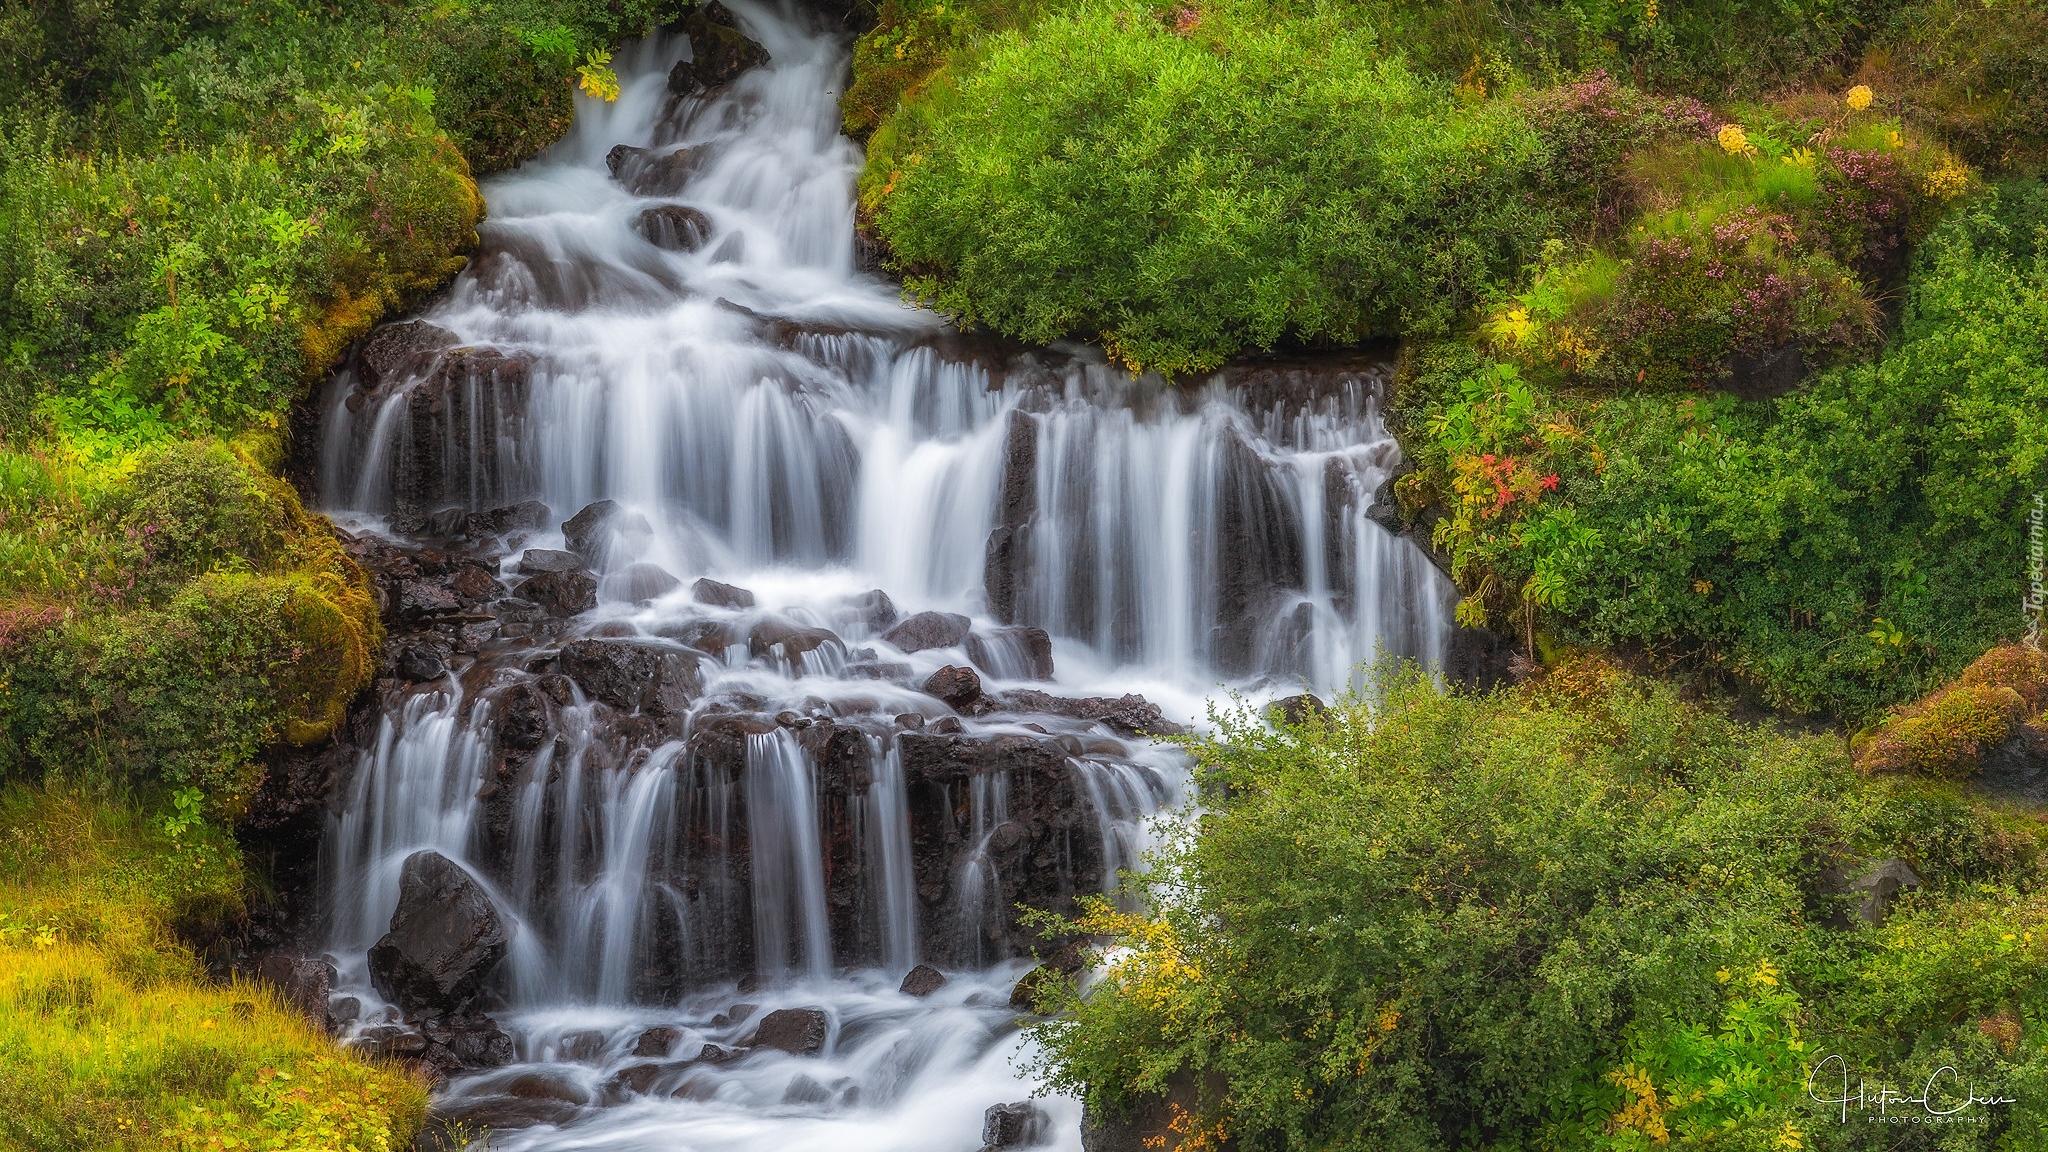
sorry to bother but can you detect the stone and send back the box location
[559,1028,607,1063]
[422,1014,516,1069]
[982,1101,1051,1149]
[393,639,450,683]
[899,964,948,997]
[255,952,336,1033]
[749,617,842,660]
[506,1071,591,1105]
[883,610,972,653]
[357,320,458,391]
[751,1006,829,1056]
[667,4,770,94]
[604,1062,667,1097]
[495,681,552,750]
[522,569,598,617]
[1841,858,1922,925]
[517,548,587,575]
[604,143,713,198]
[1009,964,1060,1012]
[693,577,757,609]
[922,665,982,709]
[632,1025,684,1058]
[1268,694,1327,728]
[601,562,683,604]
[394,579,461,623]
[696,1041,742,1064]
[562,499,654,567]
[967,627,1055,681]
[634,204,714,252]
[558,639,702,717]
[366,850,508,1017]
[984,410,1039,624]
[851,589,897,631]
[783,1073,834,1104]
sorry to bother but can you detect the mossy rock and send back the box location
[1854,644,2048,777]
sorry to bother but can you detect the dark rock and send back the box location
[851,589,897,631]
[394,579,461,623]
[487,499,552,533]
[366,850,507,1017]
[749,616,842,660]
[605,143,713,198]
[693,577,757,609]
[357,320,459,391]
[1445,625,1519,694]
[923,665,982,708]
[983,1101,1051,1149]
[967,627,1054,681]
[495,682,552,750]
[393,638,451,683]
[601,562,683,604]
[632,1025,684,1058]
[992,690,1185,737]
[899,964,948,997]
[522,569,598,617]
[634,204,714,252]
[506,1071,591,1104]
[783,1073,834,1104]
[751,1006,829,1056]
[1975,720,2048,804]
[929,715,965,735]
[1268,694,1326,728]
[1009,964,1062,1012]
[330,996,361,1026]
[605,1061,667,1097]
[696,1041,742,1064]
[517,548,587,575]
[558,639,701,717]
[1081,1070,1234,1152]
[559,1028,607,1062]
[1837,858,1922,925]
[423,1014,516,1069]
[667,5,770,94]
[255,952,336,1033]
[436,1096,580,1132]
[660,618,740,653]
[562,499,654,567]
[1724,341,1807,401]
[985,409,1039,625]
[728,1003,758,1024]
[884,610,972,653]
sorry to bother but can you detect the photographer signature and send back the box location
[1807,1055,2017,1123]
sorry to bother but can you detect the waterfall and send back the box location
[307,2,1456,1147]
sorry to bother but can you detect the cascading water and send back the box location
[308,3,1457,1147]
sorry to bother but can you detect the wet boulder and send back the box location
[495,682,552,750]
[367,850,507,1017]
[517,548,587,575]
[391,637,452,683]
[605,143,713,198]
[394,579,461,624]
[982,1101,1051,1150]
[563,499,655,567]
[422,1013,516,1070]
[559,1028,608,1063]
[750,616,842,660]
[884,610,972,653]
[922,665,982,709]
[1268,694,1327,728]
[256,952,337,1033]
[667,3,770,94]
[751,1006,829,1056]
[851,588,897,632]
[356,320,458,393]
[521,569,598,617]
[693,577,757,609]
[899,964,948,997]
[558,639,701,717]
[632,1025,684,1057]
[634,204,714,252]
[967,627,1054,681]
[601,562,683,605]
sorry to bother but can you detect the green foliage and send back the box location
[1405,181,2048,720]
[1029,664,2048,1150]
[1882,0,2048,172]
[869,2,1556,373]
[0,787,427,1150]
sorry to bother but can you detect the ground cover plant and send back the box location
[1029,662,2048,1151]
[0,787,428,1150]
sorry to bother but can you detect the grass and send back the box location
[0,786,428,1150]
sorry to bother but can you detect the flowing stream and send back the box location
[309,4,1456,1148]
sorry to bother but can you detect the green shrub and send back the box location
[1029,663,2048,1150]
[1403,180,2048,720]
[869,2,1557,373]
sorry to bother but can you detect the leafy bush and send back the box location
[869,2,1557,373]
[1402,180,2048,719]
[1029,663,2048,1150]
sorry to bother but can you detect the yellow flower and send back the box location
[1924,156,1972,199]
[1886,129,1905,151]
[1787,146,1815,167]
[1845,85,1873,112]
[1717,124,1752,156]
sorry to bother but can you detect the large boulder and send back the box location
[884,610,972,653]
[967,627,1054,681]
[562,499,655,567]
[604,144,713,198]
[751,1006,829,1056]
[982,1101,1051,1150]
[367,851,507,1017]
[521,569,597,617]
[557,639,701,717]
[634,204,714,252]
[693,577,757,609]
[600,561,683,605]
[899,964,948,997]
[667,3,770,94]
[923,665,982,709]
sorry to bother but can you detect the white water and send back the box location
[313,3,1456,1147]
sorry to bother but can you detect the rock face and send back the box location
[338,344,534,532]
[884,610,972,653]
[751,1006,829,1056]
[968,627,1054,681]
[667,2,770,94]
[984,409,1039,625]
[633,204,714,252]
[367,850,508,1017]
